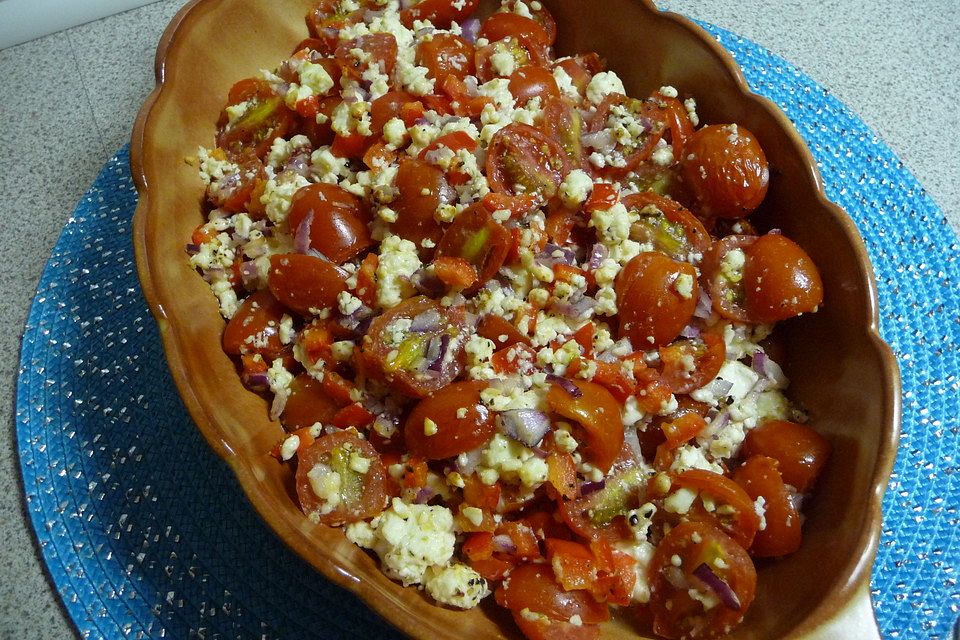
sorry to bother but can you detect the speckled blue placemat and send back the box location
[15,21,960,640]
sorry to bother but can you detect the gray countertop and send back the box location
[1,1,957,637]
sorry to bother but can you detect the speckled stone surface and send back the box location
[1,1,958,638]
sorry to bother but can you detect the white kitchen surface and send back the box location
[0,0,161,48]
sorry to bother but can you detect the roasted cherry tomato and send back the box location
[621,192,711,261]
[268,253,348,316]
[222,289,287,358]
[475,36,550,84]
[616,252,699,348]
[479,13,551,48]
[547,380,623,473]
[681,124,769,219]
[391,158,452,250]
[335,33,398,81]
[288,183,372,263]
[742,420,830,493]
[416,33,475,82]
[508,65,560,106]
[435,204,511,291]
[282,373,343,430]
[552,53,604,95]
[360,296,468,398]
[742,233,824,323]
[400,0,479,28]
[733,455,802,558]
[370,90,418,135]
[648,521,757,640]
[524,2,558,46]
[496,563,609,639]
[659,331,726,394]
[216,79,295,159]
[295,430,390,526]
[671,469,761,550]
[404,380,495,459]
[487,123,570,199]
[305,0,367,53]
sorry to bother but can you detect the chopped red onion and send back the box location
[269,392,287,421]
[693,563,742,611]
[537,243,577,268]
[704,377,734,400]
[294,211,314,254]
[243,371,269,391]
[410,268,446,297]
[423,147,449,165]
[415,487,436,504]
[426,334,450,372]
[547,374,583,398]
[337,304,374,334]
[455,447,483,475]
[461,17,481,43]
[410,308,442,332]
[240,261,260,288]
[497,409,551,447]
[694,288,714,319]
[438,179,457,206]
[680,324,702,339]
[580,479,606,496]
[623,427,644,464]
[550,294,595,320]
[710,411,730,431]
[531,445,549,459]
[582,129,615,152]
[185,243,200,255]
[587,243,608,270]
[491,534,517,554]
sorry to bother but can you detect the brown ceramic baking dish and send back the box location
[131,0,901,637]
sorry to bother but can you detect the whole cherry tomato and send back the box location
[733,455,802,557]
[416,33,475,82]
[295,430,390,526]
[282,373,343,430]
[370,91,418,135]
[681,124,769,219]
[742,420,830,493]
[616,252,699,348]
[400,0,479,28]
[479,13,551,48]
[222,289,287,358]
[268,253,348,316]
[547,380,623,473]
[288,183,372,263]
[216,79,295,159]
[404,380,495,459]
[742,233,824,323]
[648,521,757,639]
[360,296,468,398]
[487,123,570,199]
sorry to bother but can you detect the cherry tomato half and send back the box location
[621,192,711,261]
[508,65,560,106]
[216,80,295,159]
[659,331,726,394]
[671,469,761,550]
[616,252,699,349]
[648,521,757,639]
[295,430,389,526]
[404,380,495,459]
[495,563,610,628]
[435,204,510,292]
[222,289,287,358]
[335,33,398,82]
[288,183,372,263]
[733,455,802,558]
[268,253,348,316]
[282,373,343,430]
[487,123,570,199]
[479,13,551,48]
[391,158,452,251]
[360,296,468,398]
[681,124,769,219]
[400,0,479,28]
[742,420,830,493]
[742,233,824,323]
[416,33,475,83]
[541,96,586,170]
[547,380,623,473]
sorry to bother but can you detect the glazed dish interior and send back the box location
[131,0,900,637]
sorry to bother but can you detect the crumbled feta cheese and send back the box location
[586,71,625,105]
[558,169,593,208]
[376,234,422,308]
[423,563,490,609]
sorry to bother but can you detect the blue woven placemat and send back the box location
[15,21,960,640]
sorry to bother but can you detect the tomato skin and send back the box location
[404,381,495,459]
[391,159,451,250]
[508,65,560,106]
[335,33,398,81]
[416,33,475,82]
[733,455,802,558]
[699,234,757,323]
[742,233,824,323]
[487,123,570,199]
[496,563,610,625]
[268,253,348,316]
[370,91,417,135]
[552,53,604,95]
[288,183,372,263]
[305,0,366,54]
[616,252,699,349]
[742,420,830,493]
[222,289,287,358]
[282,373,343,430]
[681,124,769,219]
[621,192,711,260]
[547,380,623,473]
[541,96,585,169]
[648,521,757,639]
[659,331,726,394]
[435,204,510,292]
[400,0,478,28]
[360,296,468,398]
[479,13,551,48]
[216,80,295,159]
[295,430,389,526]
[671,469,761,550]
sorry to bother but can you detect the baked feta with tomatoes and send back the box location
[188,0,830,636]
